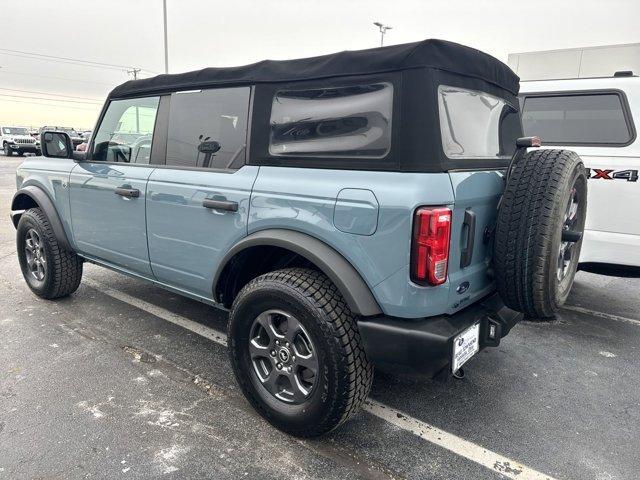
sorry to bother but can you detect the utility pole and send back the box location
[127,68,141,80]
[373,22,392,47]
[127,68,142,132]
[163,0,169,74]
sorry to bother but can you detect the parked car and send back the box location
[10,39,586,437]
[39,126,84,148]
[520,73,639,274]
[1,126,39,156]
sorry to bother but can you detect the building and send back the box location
[508,44,640,80]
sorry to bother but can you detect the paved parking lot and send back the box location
[1,156,639,480]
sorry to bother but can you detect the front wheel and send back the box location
[3,143,12,156]
[228,268,373,437]
[16,208,83,299]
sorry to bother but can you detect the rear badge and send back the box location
[456,281,470,294]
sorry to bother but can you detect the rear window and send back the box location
[437,85,519,159]
[269,83,393,158]
[521,93,634,146]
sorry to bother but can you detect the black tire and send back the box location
[228,268,373,437]
[494,149,587,319]
[17,208,83,299]
[4,143,12,156]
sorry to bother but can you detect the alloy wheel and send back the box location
[248,309,318,404]
[24,228,46,282]
[557,185,581,282]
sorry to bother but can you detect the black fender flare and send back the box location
[11,186,72,251]
[213,229,382,317]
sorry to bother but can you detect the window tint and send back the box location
[269,83,392,158]
[438,85,519,159]
[3,127,29,135]
[166,87,250,170]
[91,96,160,163]
[521,93,633,145]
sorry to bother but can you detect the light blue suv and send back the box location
[10,40,587,436]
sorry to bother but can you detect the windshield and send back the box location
[438,85,519,160]
[3,127,29,136]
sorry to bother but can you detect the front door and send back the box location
[68,95,161,277]
[145,86,255,299]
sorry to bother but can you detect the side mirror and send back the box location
[198,140,221,154]
[41,131,73,159]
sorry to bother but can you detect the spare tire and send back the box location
[493,149,588,319]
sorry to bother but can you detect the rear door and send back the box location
[437,84,521,310]
[521,90,638,238]
[146,87,257,300]
[69,96,161,277]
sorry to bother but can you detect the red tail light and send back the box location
[411,207,452,285]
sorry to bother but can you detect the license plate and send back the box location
[452,323,480,372]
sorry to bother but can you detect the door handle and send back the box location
[460,209,476,268]
[203,198,238,212]
[114,186,140,198]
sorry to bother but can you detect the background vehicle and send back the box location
[39,126,84,148]
[0,126,38,156]
[520,73,639,273]
[10,40,586,437]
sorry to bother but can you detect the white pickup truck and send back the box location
[520,73,640,274]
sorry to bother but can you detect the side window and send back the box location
[91,96,160,163]
[165,87,250,170]
[438,85,519,159]
[521,93,634,146]
[269,83,393,158]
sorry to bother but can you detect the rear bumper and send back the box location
[357,292,522,377]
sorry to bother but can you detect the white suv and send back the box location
[520,74,639,273]
[1,126,39,156]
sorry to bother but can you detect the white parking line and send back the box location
[563,304,640,327]
[84,277,557,480]
[362,400,553,480]
[84,278,228,346]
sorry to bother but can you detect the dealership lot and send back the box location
[1,157,639,479]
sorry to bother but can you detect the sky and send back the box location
[0,0,637,129]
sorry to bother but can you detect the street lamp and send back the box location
[373,22,392,47]
[163,0,169,74]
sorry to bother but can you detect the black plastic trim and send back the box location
[460,209,476,268]
[213,229,382,317]
[10,186,72,251]
[357,291,522,377]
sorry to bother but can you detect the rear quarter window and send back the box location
[269,83,393,158]
[521,92,635,146]
[437,85,519,160]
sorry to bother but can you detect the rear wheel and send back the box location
[228,268,373,437]
[493,149,587,319]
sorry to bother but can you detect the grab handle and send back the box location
[460,209,476,268]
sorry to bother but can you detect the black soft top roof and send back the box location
[108,39,519,99]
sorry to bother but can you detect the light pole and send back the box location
[163,0,169,74]
[373,22,392,47]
